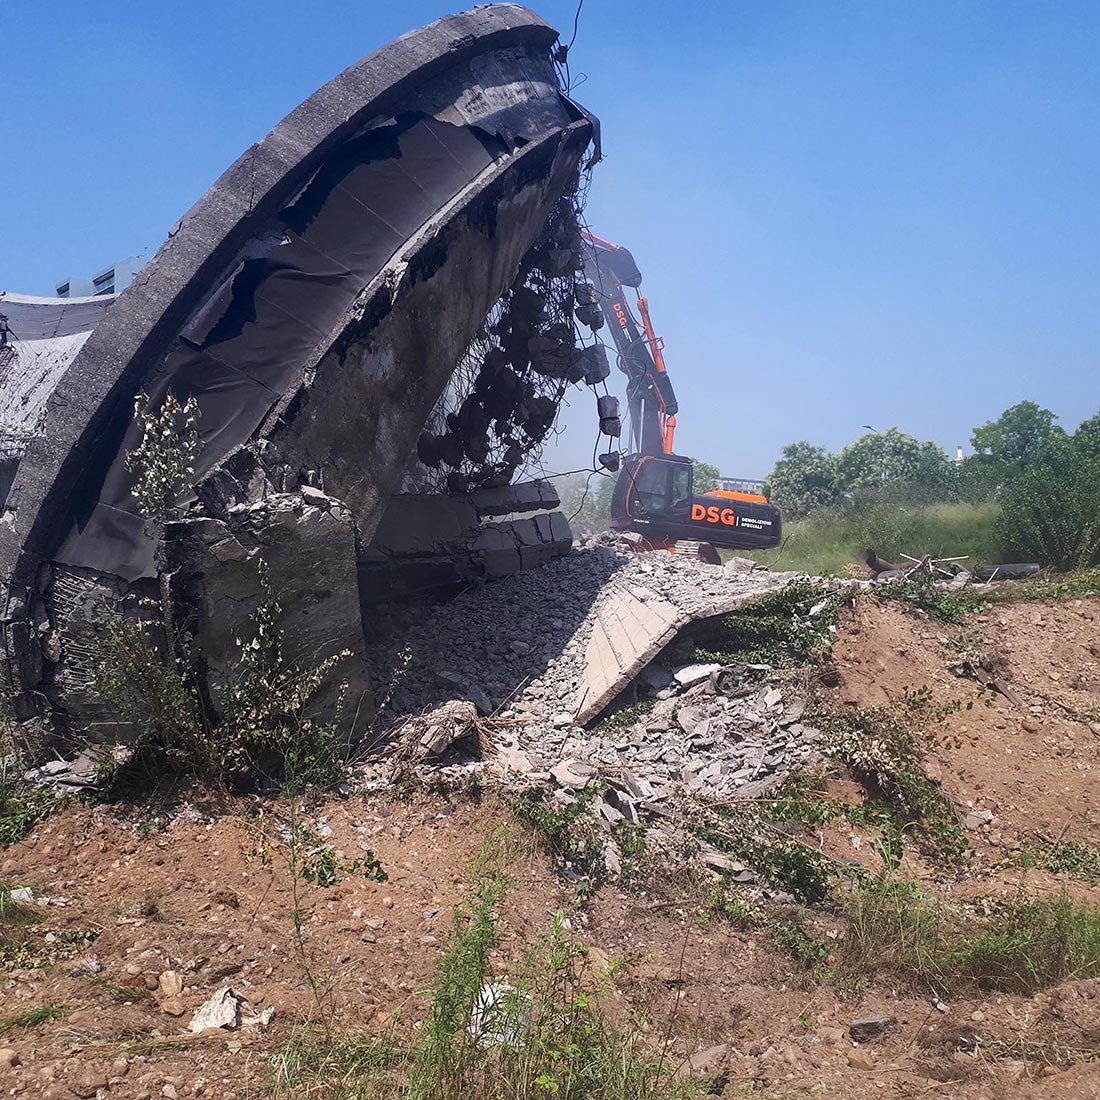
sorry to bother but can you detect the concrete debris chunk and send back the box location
[188,987,275,1033]
[550,759,597,789]
[411,700,479,759]
[673,663,723,688]
[849,1016,897,1042]
[964,808,995,830]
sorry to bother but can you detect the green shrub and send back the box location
[818,690,966,863]
[996,439,1100,569]
[95,593,348,794]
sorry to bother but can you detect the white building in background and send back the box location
[55,256,146,298]
[719,476,766,495]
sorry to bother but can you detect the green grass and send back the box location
[687,580,839,667]
[746,500,1001,577]
[269,837,696,1100]
[839,879,1100,995]
[0,1003,67,1035]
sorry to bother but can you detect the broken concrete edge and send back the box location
[574,578,797,726]
[0,4,563,594]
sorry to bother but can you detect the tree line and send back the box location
[765,402,1100,569]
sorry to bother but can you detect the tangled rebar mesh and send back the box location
[408,185,608,494]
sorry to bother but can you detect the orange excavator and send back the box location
[581,231,782,560]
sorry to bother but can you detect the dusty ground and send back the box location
[4,591,1100,1098]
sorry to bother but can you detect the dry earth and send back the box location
[3,591,1100,1099]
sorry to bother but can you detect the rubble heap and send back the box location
[366,545,831,816]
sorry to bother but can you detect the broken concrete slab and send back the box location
[575,564,792,724]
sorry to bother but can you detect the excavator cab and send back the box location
[610,453,782,551]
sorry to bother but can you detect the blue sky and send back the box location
[2,1,1097,478]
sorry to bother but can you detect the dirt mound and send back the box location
[6,587,1100,1098]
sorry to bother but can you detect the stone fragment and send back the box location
[849,1016,897,1042]
[964,809,994,830]
[550,760,596,789]
[158,970,183,998]
[723,556,756,573]
[676,706,711,737]
[72,1073,109,1098]
[847,1047,877,1070]
[0,1048,21,1069]
[672,663,722,688]
[676,1042,730,1078]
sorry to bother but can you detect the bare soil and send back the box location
[4,591,1100,1099]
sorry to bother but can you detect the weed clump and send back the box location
[956,895,1100,993]
[509,786,605,899]
[839,879,1100,995]
[270,837,693,1100]
[1022,840,1100,885]
[874,578,984,625]
[688,581,840,668]
[818,689,966,863]
[0,727,54,846]
[95,591,349,795]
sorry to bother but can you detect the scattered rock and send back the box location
[0,1048,21,1070]
[72,1072,109,1098]
[158,970,184,998]
[847,1047,877,1071]
[963,809,994,830]
[160,998,187,1018]
[677,1042,730,1078]
[849,1015,897,1042]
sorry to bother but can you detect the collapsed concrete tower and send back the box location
[0,5,600,757]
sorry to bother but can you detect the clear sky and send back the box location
[2,1,1097,479]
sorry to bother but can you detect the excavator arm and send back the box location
[581,231,678,456]
[580,230,782,553]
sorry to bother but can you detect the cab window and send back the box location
[629,458,693,518]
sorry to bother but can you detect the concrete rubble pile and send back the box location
[364,544,833,838]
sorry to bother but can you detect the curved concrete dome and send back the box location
[0,4,596,732]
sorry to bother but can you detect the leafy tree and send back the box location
[997,434,1100,569]
[765,442,841,518]
[693,460,720,494]
[971,401,1064,473]
[836,429,951,494]
[1073,410,1100,462]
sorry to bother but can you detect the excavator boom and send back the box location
[581,231,782,554]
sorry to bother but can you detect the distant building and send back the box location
[718,475,766,495]
[55,256,146,298]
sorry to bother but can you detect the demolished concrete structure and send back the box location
[0,6,601,750]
